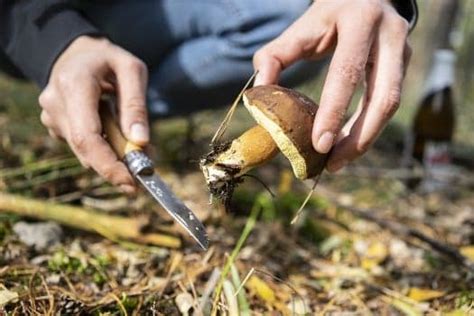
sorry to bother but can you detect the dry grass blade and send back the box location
[233,267,254,297]
[210,71,258,145]
[223,280,239,316]
[0,156,78,179]
[230,264,251,316]
[109,293,128,316]
[195,268,221,316]
[291,174,321,225]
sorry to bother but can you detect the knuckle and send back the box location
[355,138,372,155]
[40,111,50,126]
[56,72,88,90]
[56,72,73,88]
[253,48,269,66]
[100,165,116,182]
[126,58,147,74]
[382,89,401,119]
[69,130,88,154]
[362,0,384,23]
[100,162,130,185]
[125,98,147,118]
[38,89,55,109]
[336,60,365,86]
[388,14,410,36]
[322,106,346,127]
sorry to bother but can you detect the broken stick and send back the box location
[0,192,181,248]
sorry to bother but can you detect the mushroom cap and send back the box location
[243,85,327,179]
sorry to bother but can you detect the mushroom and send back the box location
[200,85,327,200]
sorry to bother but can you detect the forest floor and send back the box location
[0,75,473,315]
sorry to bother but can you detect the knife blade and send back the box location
[136,173,209,250]
[100,100,209,250]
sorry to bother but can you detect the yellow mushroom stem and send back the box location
[200,125,278,187]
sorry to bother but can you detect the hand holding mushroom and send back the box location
[253,0,411,171]
[200,85,327,200]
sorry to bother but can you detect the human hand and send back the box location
[253,0,411,172]
[38,36,149,193]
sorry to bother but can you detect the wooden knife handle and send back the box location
[99,99,142,159]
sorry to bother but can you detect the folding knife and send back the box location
[100,100,209,250]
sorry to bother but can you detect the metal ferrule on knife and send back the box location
[123,150,154,176]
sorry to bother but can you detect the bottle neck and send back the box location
[423,49,456,96]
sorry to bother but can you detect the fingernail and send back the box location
[316,132,335,153]
[327,159,348,173]
[130,123,149,143]
[254,73,263,86]
[120,184,136,194]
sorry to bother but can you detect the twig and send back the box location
[0,192,181,248]
[321,190,474,272]
[337,165,474,187]
[337,166,424,180]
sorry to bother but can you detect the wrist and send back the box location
[68,35,111,52]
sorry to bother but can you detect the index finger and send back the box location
[312,17,379,154]
[64,81,136,192]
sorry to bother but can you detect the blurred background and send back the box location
[0,0,473,314]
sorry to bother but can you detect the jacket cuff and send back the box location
[7,9,101,87]
[391,0,418,31]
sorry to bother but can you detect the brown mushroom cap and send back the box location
[243,85,327,179]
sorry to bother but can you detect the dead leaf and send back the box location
[245,275,276,304]
[407,287,445,302]
[460,245,474,262]
[444,308,472,316]
[361,241,388,270]
[0,288,19,307]
[175,292,194,315]
[388,297,423,316]
[287,297,311,315]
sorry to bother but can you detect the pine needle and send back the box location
[291,174,321,225]
[233,267,255,297]
[210,71,258,145]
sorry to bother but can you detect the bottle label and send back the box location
[423,49,456,96]
[420,141,456,193]
[423,141,451,167]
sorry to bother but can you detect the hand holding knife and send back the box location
[100,99,209,250]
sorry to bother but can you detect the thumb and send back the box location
[113,57,150,146]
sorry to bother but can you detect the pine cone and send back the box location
[56,295,85,315]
